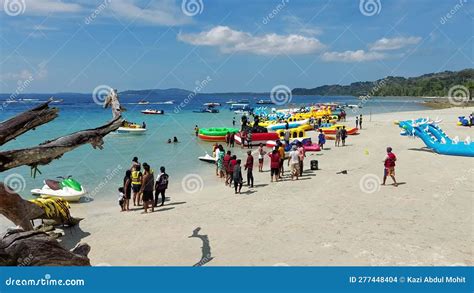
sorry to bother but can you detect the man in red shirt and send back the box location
[223,151,232,186]
[268,149,281,182]
[244,150,254,187]
[382,147,398,187]
[227,155,237,186]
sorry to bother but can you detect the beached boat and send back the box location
[141,109,164,115]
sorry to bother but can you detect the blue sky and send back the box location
[0,0,472,93]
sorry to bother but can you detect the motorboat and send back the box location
[138,100,149,105]
[203,102,221,107]
[256,99,275,105]
[141,109,164,115]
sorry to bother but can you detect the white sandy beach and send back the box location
[5,107,474,266]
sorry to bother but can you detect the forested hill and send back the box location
[292,69,474,97]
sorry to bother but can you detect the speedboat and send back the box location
[256,99,274,105]
[198,153,217,163]
[117,121,147,133]
[203,102,221,107]
[141,109,164,115]
[31,176,86,202]
[225,100,237,104]
[138,100,149,105]
[193,106,219,113]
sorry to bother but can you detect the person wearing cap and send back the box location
[382,147,398,187]
[288,145,300,180]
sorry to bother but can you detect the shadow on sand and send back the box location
[189,227,213,267]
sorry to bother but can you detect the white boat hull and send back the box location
[31,186,86,202]
[117,127,147,133]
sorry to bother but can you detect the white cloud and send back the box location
[321,50,387,62]
[108,0,191,26]
[369,36,422,51]
[0,0,83,15]
[178,26,326,55]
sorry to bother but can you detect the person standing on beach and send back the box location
[278,142,286,178]
[131,157,140,170]
[139,163,155,213]
[233,159,243,194]
[359,115,363,129]
[228,155,237,186]
[258,143,266,172]
[335,127,341,147]
[123,170,132,211]
[341,126,348,147]
[131,165,142,206]
[216,145,225,179]
[284,126,291,146]
[230,132,235,147]
[225,132,230,147]
[288,145,300,180]
[269,149,280,182]
[382,147,398,187]
[247,132,253,149]
[355,116,359,128]
[297,141,305,176]
[155,166,169,207]
[244,150,254,187]
[224,151,232,185]
[318,129,326,150]
[240,131,247,149]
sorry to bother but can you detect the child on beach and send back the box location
[118,187,125,211]
[244,150,254,187]
[318,129,326,150]
[269,149,280,182]
[258,143,266,172]
[233,159,243,194]
[217,145,225,178]
[382,147,398,187]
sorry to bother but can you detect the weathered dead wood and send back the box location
[0,229,90,266]
[0,116,122,172]
[0,100,59,146]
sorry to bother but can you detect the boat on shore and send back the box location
[141,109,164,115]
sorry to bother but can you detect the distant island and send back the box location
[292,69,473,98]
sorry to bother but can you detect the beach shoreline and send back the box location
[2,106,472,266]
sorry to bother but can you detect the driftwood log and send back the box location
[0,89,123,266]
[0,229,90,266]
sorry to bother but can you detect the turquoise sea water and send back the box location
[0,94,427,201]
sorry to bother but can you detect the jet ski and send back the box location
[31,176,86,202]
[198,153,217,163]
